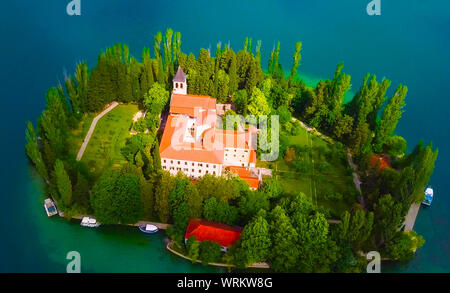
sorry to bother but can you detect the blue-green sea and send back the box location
[0,0,448,272]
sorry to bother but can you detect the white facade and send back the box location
[161,158,223,179]
[223,148,251,167]
[173,80,187,95]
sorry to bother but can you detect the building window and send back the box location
[171,160,173,164]
[192,169,195,172]
[198,163,203,167]
[176,83,178,88]
[206,164,209,168]
[192,163,194,166]
[198,169,202,173]
[213,165,216,168]
[206,171,209,174]
[163,159,166,163]
[180,83,183,89]
[178,161,180,165]
[185,162,187,165]
[163,166,166,170]
[213,171,216,175]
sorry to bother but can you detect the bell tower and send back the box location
[173,66,187,95]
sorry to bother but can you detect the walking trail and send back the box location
[76,102,119,161]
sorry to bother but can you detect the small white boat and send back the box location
[44,198,58,217]
[422,187,434,206]
[139,224,159,234]
[80,217,100,228]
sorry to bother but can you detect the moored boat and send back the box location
[139,224,159,234]
[422,186,434,206]
[80,217,100,228]
[44,198,58,217]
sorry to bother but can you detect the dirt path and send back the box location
[76,102,119,161]
[347,150,365,208]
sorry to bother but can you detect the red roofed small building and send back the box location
[226,166,260,190]
[185,219,243,252]
[370,154,391,171]
[160,67,259,183]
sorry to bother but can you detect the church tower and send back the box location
[173,66,187,95]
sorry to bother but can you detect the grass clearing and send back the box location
[80,104,138,178]
[257,126,358,218]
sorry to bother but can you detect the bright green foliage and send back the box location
[54,159,72,207]
[374,85,407,152]
[186,236,200,263]
[238,191,270,222]
[214,69,230,103]
[185,183,203,218]
[154,171,174,223]
[91,170,142,224]
[384,136,407,157]
[373,194,404,246]
[289,42,302,83]
[199,241,222,265]
[260,177,284,199]
[268,206,299,272]
[248,87,271,116]
[387,231,425,262]
[144,82,169,115]
[203,197,238,225]
[240,212,271,264]
[91,169,142,224]
[232,89,248,115]
[25,121,48,181]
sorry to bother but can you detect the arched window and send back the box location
[180,83,183,89]
[175,83,178,88]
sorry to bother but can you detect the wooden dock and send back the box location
[404,203,421,231]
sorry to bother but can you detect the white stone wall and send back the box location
[161,158,223,178]
[173,81,187,95]
[223,148,250,167]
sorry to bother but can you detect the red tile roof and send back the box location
[227,166,260,189]
[185,219,242,248]
[170,93,216,117]
[159,115,224,164]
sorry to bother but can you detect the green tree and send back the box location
[268,206,299,272]
[25,122,48,182]
[232,89,248,115]
[248,87,270,116]
[144,82,170,115]
[154,171,174,223]
[386,231,425,262]
[199,241,222,265]
[289,42,302,83]
[91,169,142,224]
[374,85,408,152]
[54,159,72,208]
[186,236,200,263]
[373,194,404,246]
[240,212,271,264]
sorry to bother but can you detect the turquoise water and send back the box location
[0,0,448,272]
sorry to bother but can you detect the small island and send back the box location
[25,29,438,272]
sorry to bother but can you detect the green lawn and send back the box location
[257,126,358,218]
[67,113,95,157]
[80,104,138,178]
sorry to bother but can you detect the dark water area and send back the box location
[0,0,448,272]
